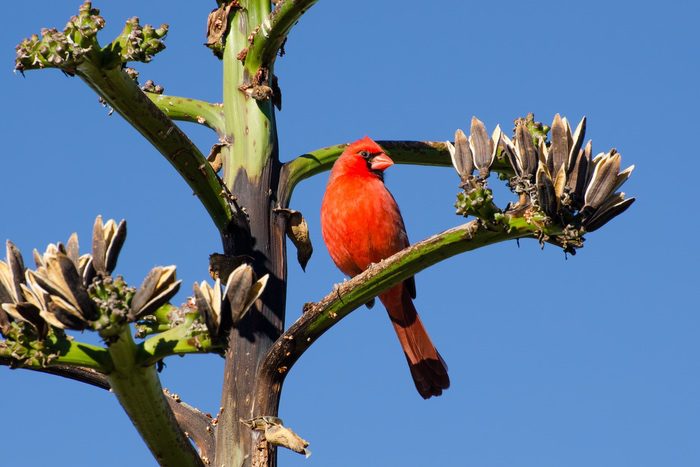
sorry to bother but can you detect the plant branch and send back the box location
[106,327,203,467]
[0,357,215,460]
[74,61,235,231]
[0,335,111,371]
[255,215,539,407]
[136,313,220,367]
[0,357,109,388]
[245,0,320,72]
[278,140,513,206]
[146,93,225,136]
[166,391,217,464]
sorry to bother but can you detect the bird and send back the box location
[320,136,450,398]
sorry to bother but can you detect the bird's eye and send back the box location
[359,151,370,159]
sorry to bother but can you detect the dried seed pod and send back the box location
[129,265,180,321]
[447,128,473,181]
[567,116,587,173]
[0,241,25,305]
[21,282,65,330]
[513,122,538,178]
[548,114,569,175]
[25,251,97,329]
[583,193,635,232]
[2,302,47,338]
[469,117,495,178]
[224,264,269,326]
[584,150,622,210]
[194,279,223,338]
[565,141,591,210]
[91,216,127,276]
[536,166,558,218]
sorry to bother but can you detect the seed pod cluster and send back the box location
[14,1,168,74]
[0,215,191,358]
[15,1,104,73]
[447,114,635,251]
[194,264,269,339]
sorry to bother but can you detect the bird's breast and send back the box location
[321,175,409,277]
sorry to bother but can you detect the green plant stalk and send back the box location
[74,60,232,230]
[222,1,276,187]
[0,336,111,371]
[258,214,552,382]
[136,313,219,366]
[107,327,203,467]
[218,3,284,466]
[146,93,225,136]
[245,0,320,72]
[279,140,514,206]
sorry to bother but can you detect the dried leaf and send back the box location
[206,3,235,46]
[265,425,311,458]
[207,142,226,173]
[242,416,311,458]
[286,211,313,271]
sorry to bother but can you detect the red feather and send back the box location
[320,136,449,398]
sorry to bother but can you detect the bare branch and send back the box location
[0,358,110,389]
[165,390,217,463]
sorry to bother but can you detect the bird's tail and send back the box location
[380,285,450,399]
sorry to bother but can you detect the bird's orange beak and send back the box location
[370,153,394,171]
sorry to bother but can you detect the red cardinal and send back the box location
[320,136,449,398]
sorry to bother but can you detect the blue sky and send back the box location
[1,1,698,466]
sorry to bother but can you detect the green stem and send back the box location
[222,2,276,186]
[245,0,319,72]
[146,93,225,136]
[74,60,233,230]
[279,140,514,206]
[136,314,219,366]
[107,327,203,467]
[0,336,111,371]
